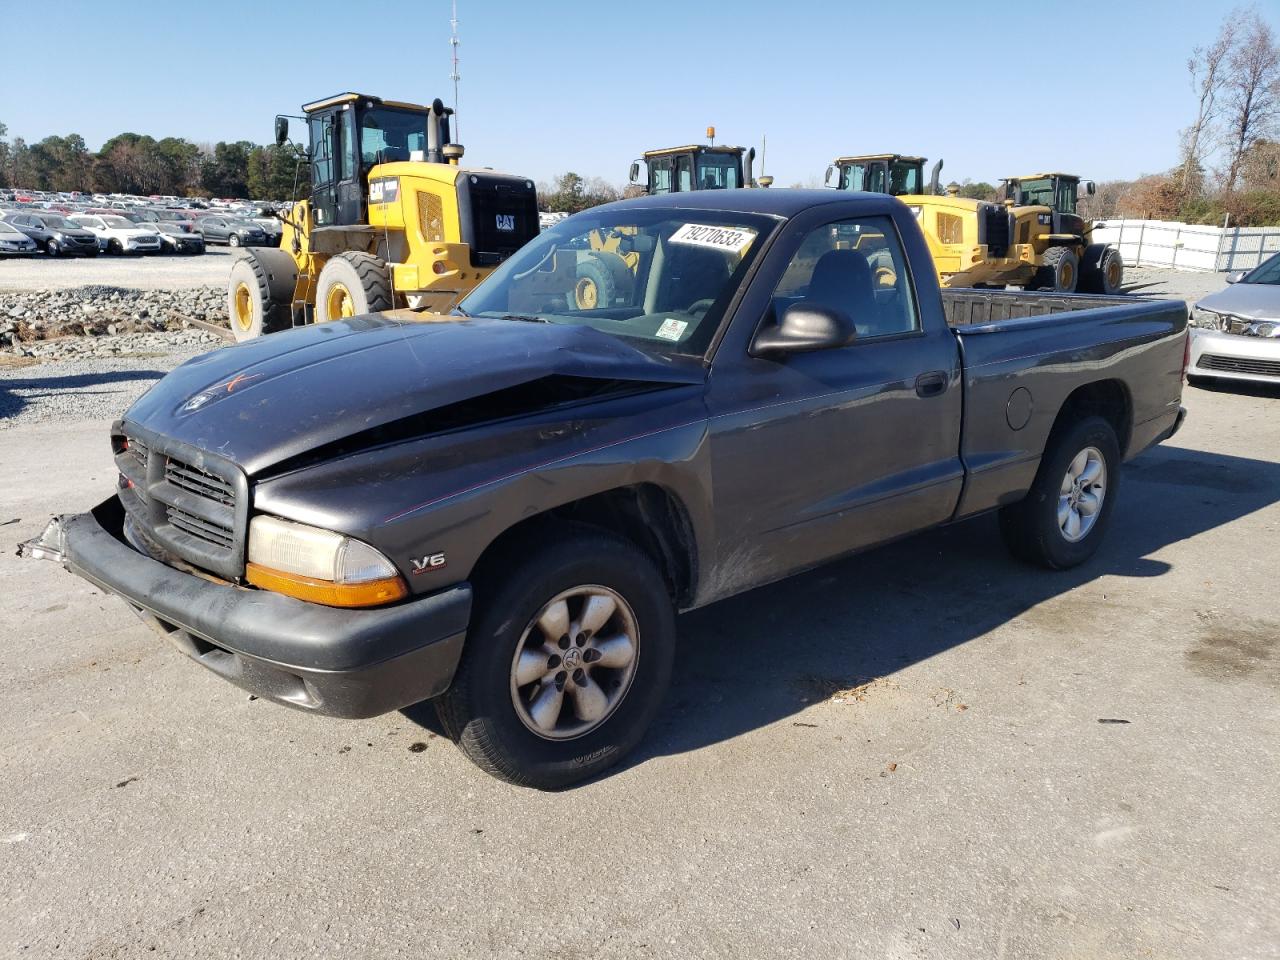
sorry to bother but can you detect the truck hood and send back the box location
[122,313,704,476]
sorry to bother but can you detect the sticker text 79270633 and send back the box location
[668,223,756,256]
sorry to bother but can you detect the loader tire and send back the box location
[1034,246,1079,293]
[314,252,394,322]
[573,256,616,310]
[227,249,296,341]
[1079,244,1124,295]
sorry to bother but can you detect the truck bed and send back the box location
[941,288,1188,521]
[942,288,1155,327]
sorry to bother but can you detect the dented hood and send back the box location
[122,314,703,475]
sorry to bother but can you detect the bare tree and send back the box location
[1222,9,1280,192]
[1180,17,1237,193]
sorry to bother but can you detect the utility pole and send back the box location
[450,0,461,139]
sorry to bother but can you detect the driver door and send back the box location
[705,207,964,597]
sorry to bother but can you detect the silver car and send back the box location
[1189,252,1280,385]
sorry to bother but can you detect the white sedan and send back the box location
[69,214,163,255]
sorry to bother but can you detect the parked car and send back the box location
[1188,252,1280,385]
[198,215,269,247]
[6,212,99,256]
[23,190,1188,789]
[0,218,38,256]
[69,214,163,255]
[150,221,206,254]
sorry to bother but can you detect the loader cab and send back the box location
[1002,173,1095,216]
[829,155,928,196]
[298,92,447,228]
[631,145,754,195]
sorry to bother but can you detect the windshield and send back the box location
[156,223,184,234]
[695,153,741,190]
[153,210,184,221]
[1242,252,1280,285]
[458,207,780,358]
[840,160,921,195]
[361,105,429,167]
[0,220,22,235]
[103,216,133,228]
[42,215,74,229]
[1014,177,1056,208]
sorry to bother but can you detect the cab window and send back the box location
[676,155,693,192]
[649,158,673,194]
[309,116,333,186]
[773,216,919,340]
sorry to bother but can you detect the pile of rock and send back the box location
[2,285,227,349]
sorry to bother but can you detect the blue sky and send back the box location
[1,0,1265,187]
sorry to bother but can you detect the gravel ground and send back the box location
[0,247,237,292]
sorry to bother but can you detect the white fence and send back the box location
[1091,219,1280,273]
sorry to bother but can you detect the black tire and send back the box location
[1079,244,1124,295]
[227,249,297,342]
[999,415,1120,570]
[1034,246,1079,293]
[228,233,241,248]
[573,256,616,310]
[435,526,676,789]
[107,239,122,255]
[46,240,60,258]
[314,252,393,322]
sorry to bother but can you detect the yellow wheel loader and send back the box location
[227,92,540,341]
[827,154,1122,294]
[567,130,766,311]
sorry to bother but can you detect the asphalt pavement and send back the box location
[1,376,1277,959]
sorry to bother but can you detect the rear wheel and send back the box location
[1035,246,1079,293]
[314,252,393,322]
[999,416,1120,569]
[227,249,297,342]
[436,526,676,789]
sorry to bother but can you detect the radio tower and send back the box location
[450,0,461,140]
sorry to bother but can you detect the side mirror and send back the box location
[274,116,289,146]
[825,165,835,187]
[1226,270,1247,284]
[750,303,858,356]
[629,161,641,184]
[1084,180,1096,196]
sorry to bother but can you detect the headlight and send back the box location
[1246,320,1280,338]
[246,515,407,607]
[1190,307,1222,330]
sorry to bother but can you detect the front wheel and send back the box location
[999,416,1120,569]
[1035,246,1079,293]
[228,234,241,248]
[435,526,676,789]
[46,240,60,258]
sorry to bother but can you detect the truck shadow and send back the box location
[0,370,165,421]
[618,442,1280,774]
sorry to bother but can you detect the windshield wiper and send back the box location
[501,313,549,324]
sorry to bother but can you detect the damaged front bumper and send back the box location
[19,497,471,719]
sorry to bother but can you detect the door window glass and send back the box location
[773,216,920,339]
[676,155,693,192]
[309,116,333,186]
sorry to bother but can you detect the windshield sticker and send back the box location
[655,318,689,341]
[669,223,756,255]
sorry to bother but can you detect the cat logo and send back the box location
[495,213,516,232]
[411,552,447,574]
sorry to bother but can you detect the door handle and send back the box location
[915,371,948,398]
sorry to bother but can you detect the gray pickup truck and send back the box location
[23,189,1188,789]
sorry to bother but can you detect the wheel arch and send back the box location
[1050,378,1133,457]
[469,482,698,609]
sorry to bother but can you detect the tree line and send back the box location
[0,122,308,200]
[1081,7,1280,226]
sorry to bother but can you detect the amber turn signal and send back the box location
[246,562,408,608]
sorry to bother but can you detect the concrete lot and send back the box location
[0,285,1277,958]
[0,247,234,292]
